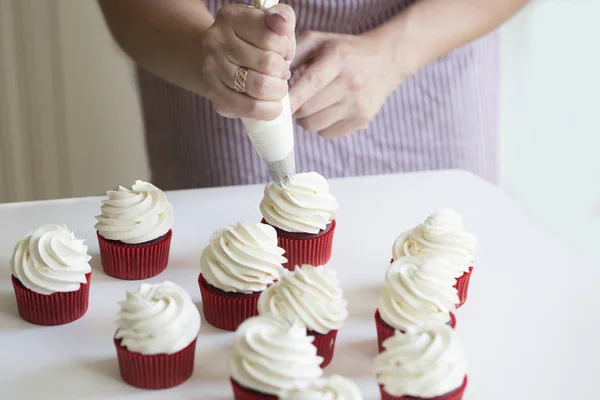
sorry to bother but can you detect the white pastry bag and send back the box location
[240,0,295,184]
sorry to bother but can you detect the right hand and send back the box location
[198,4,296,121]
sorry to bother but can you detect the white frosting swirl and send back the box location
[10,224,92,295]
[378,256,458,331]
[374,323,467,397]
[115,281,201,355]
[95,180,174,244]
[392,210,477,276]
[200,222,286,294]
[258,265,348,334]
[282,375,363,400]
[229,314,324,396]
[260,172,338,234]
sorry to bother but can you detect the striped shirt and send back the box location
[137,0,500,190]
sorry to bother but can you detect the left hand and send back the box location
[289,31,402,138]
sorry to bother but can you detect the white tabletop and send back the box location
[1,170,597,400]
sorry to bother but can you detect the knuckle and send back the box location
[260,52,279,74]
[347,72,364,92]
[244,98,260,116]
[325,41,348,62]
[354,98,368,113]
[305,72,323,92]
[251,74,268,97]
[216,4,235,20]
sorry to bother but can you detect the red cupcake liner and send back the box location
[375,309,456,353]
[97,230,172,280]
[198,274,260,331]
[309,329,338,368]
[11,273,91,326]
[114,334,197,389]
[380,376,468,400]
[231,378,278,400]
[455,266,473,308]
[262,219,336,270]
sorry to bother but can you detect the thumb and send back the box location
[291,31,327,69]
[264,5,296,59]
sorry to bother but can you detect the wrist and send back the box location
[361,9,422,86]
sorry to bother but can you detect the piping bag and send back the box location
[241,0,295,184]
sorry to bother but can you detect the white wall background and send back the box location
[0,0,598,262]
[499,0,600,264]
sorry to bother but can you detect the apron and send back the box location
[137,0,499,189]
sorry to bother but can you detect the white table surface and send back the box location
[1,170,598,400]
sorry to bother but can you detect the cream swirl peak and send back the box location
[282,375,363,400]
[229,314,324,396]
[378,256,458,331]
[11,224,92,295]
[95,180,174,244]
[374,323,468,398]
[260,172,338,234]
[200,222,286,293]
[258,264,348,334]
[392,209,477,276]
[115,281,200,355]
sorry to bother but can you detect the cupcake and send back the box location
[392,209,477,308]
[115,281,200,389]
[281,375,363,399]
[260,172,338,269]
[95,180,174,280]
[229,314,324,399]
[374,323,468,400]
[10,224,92,326]
[199,222,286,331]
[375,256,458,352]
[258,264,348,367]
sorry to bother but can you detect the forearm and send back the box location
[98,0,214,94]
[368,0,529,83]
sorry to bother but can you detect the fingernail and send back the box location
[285,52,294,61]
[283,70,292,80]
[269,10,287,23]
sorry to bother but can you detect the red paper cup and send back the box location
[309,329,338,368]
[11,272,91,326]
[231,378,278,400]
[97,230,172,280]
[114,334,197,389]
[262,219,336,270]
[455,266,473,308]
[198,274,260,331]
[380,376,468,400]
[375,309,456,353]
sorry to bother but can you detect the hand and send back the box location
[198,4,296,120]
[289,31,403,138]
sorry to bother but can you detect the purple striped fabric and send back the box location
[137,0,499,190]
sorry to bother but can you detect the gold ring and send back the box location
[234,67,248,93]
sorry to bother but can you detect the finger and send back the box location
[296,103,346,133]
[264,4,296,60]
[294,76,346,118]
[213,81,283,120]
[291,31,326,69]
[320,117,368,139]
[289,51,341,114]
[225,35,289,78]
[218,57,288,101]
[232,9,292,57]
